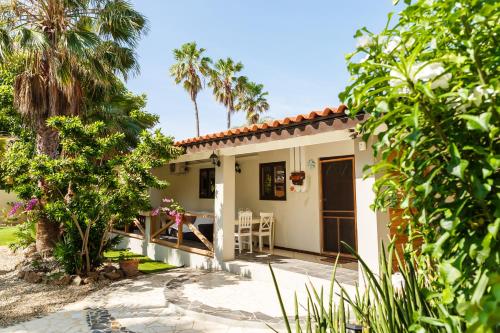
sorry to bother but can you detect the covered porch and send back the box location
[135,107,389,285]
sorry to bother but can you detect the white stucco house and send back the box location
[116,105,391,285]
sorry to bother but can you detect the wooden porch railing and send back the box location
[150,212,215,257]
[112,214,146,239]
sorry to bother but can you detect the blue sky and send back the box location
[127,1,398,140]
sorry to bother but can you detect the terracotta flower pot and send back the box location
[290,171,305,185]
[119,259,139,277]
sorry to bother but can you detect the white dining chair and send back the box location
[253,212,274,252]
[235,211,253,254]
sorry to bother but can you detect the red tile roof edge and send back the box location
[175,105,347,146]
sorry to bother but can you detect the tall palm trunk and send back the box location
[192,97,200,137]
[227,105,231,129]
[35,125,61,252]
[36,124,59,158]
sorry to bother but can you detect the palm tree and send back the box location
[236,82,269,125]
[0,0,147,251]
[170,42,211,137]
[209,58,247,129]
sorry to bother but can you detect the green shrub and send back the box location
[8,219,35,251]
[1,117,182,274]
[338,0,499,330]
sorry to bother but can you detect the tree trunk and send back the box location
[35,124,60,252]
[36,124,59,158]
[227,105,231,129]
[193,98,200,137]
[35,217,60,253]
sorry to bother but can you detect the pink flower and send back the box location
[25,198,38,211]
[175,213,183,226]
[162,198,173,203]
[8,202,23,217]
[151,208,160,216]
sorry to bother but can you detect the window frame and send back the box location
[199,167,216,199]
[259,161,287,201]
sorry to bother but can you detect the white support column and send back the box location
[354,138,390,284]
[143,213,151,256]
[214,154,236,266]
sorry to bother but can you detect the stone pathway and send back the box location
[1,267,320,333]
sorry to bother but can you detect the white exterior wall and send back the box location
[234,140,355,253]
[150,162,214,211]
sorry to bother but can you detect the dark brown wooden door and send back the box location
[320,157,357,256]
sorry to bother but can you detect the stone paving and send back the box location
[1,265,355,333]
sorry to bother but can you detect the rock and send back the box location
[52,275,72,286]
[17,270,26,279]
[101,265,116,273]
[103,271,121,280]
[24,271,43,283]
[83,277,96,285]
[71,275,83,286]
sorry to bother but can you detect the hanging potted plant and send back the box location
[290,171,306,185]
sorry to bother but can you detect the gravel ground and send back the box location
[0,246,109,328]
[0,246,22,274]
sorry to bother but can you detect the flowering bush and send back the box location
[340,0,498,331]
[0,117,182,273]
[152,198,185,226]
[8,198,39,217]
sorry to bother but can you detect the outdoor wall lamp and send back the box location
[235,162,242,173]
[209,151,221,167]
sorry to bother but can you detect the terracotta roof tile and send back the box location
[176,105,347,146]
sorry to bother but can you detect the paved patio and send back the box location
[234,250,358,285]
[1,266,349,333]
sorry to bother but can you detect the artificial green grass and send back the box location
[0,226,18,246]
[103,249,176,274]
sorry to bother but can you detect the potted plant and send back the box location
[290,171,305,185]
[118,251,139,277]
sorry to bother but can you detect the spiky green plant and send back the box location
[270,243,492,332]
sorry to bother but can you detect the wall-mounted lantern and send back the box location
[235,162,242,173]
[209,151,221,167]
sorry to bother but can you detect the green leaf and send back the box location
[447,143,468,180]
[439,262,461,284]
[459,112,491,132]
[471,272,489,304]
[472,175,490,200]
[442,287,454,304]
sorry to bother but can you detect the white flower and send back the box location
[389,62,451,92]
[415,62,445,81]
[429,39,437,50]
[405,37,415,49]
[383,36,401,53]
[357,35,373,48]
[430,73,452,89]
[468,86,495,106]
[389,68,406,86]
